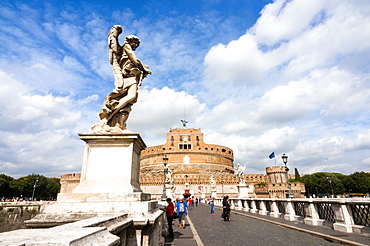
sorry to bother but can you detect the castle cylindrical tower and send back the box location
[265,166,288,184]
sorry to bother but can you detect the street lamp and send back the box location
[281,154,294,198]
[221,180,224,197]
[31,179,39,201]
[161,155,169,201]
[327,177,334,197]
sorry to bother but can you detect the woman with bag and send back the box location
[222,196,231,222]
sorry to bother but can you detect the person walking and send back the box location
[195,198,199,206]
[209,198,215,215]
[165,198,175,238]
[222,196,231,221]
[175,198,188,228]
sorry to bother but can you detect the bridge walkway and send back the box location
[165,203,369,246]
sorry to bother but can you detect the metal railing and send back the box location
[214,198,370,235]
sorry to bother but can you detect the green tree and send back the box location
[301,172,345,196]
[294,168,301,182]
[348,172,370,194]
[9,174,49,199]
[45,178,61,199]
[0,174,15,198]
[331,173,346,195]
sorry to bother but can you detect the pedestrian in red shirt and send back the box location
[165,198,175,238]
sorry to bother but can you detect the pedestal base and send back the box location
[165,186,173,199]
[27,133,157,228]
[70,133,145,195]
[237,184,252,198]
[211,190,217,198]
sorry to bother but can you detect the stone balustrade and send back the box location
[0,207,166,245]
[214,198,370,236]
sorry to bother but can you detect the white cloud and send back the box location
[204,34,270,84]
[0,70,98,177]
[129,86,206,145]
[1,0,370,178]
[199,0,370,175]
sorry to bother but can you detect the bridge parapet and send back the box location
[215,198,370,236]
[0,210,165,245]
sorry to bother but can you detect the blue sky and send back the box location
[1,0,370,178]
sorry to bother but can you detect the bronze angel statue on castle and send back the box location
[92,25,151,133]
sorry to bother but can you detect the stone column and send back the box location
[303,199,324,226]
[284,200,296,221]
[270,200,280,218]
[333,202,354,233]
[259,200,267,215]
[250,200,257,213]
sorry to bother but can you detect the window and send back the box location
[180,136,183,141]
[196,136,199,141]
[171,136,174,141]
[179,144,192,149]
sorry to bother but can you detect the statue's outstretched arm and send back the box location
[123,44,151,74]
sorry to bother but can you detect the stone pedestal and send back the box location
[237,184,251,198]
[59,133,145,200]
[27,133,157,227]
[211,190,217,198]
[165,185,172,199]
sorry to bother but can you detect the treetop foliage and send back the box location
[0,174,60,200]
[301,171,370,195]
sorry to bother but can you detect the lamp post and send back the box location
[282,154,294,198]
[221,180,224,198]
[327,177,334,197]
[161,155,169,201]
[31,179,39,201]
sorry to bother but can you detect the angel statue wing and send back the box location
[108,25,123,65]
[108,25,125,90]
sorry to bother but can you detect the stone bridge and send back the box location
[0,198,369,245]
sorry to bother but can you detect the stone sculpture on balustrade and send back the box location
[235,163,252,198]
[235,163,246,185]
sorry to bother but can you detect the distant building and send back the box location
[59,127,305,198]
[254,166,306,198]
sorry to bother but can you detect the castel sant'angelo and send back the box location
[60,122,305,199]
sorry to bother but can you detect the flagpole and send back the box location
[274,156,277,166]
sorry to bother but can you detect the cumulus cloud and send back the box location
[1,0,370,178]
[204,0,370,85]
[200,0,370,175]
[130,86,205,145]
[0,70,98,177]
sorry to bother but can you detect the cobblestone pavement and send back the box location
[185,203,368,246]
[165,206,198,246]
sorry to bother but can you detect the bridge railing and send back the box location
[214,198,370,236]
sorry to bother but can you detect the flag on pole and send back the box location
[269,152,275,159]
